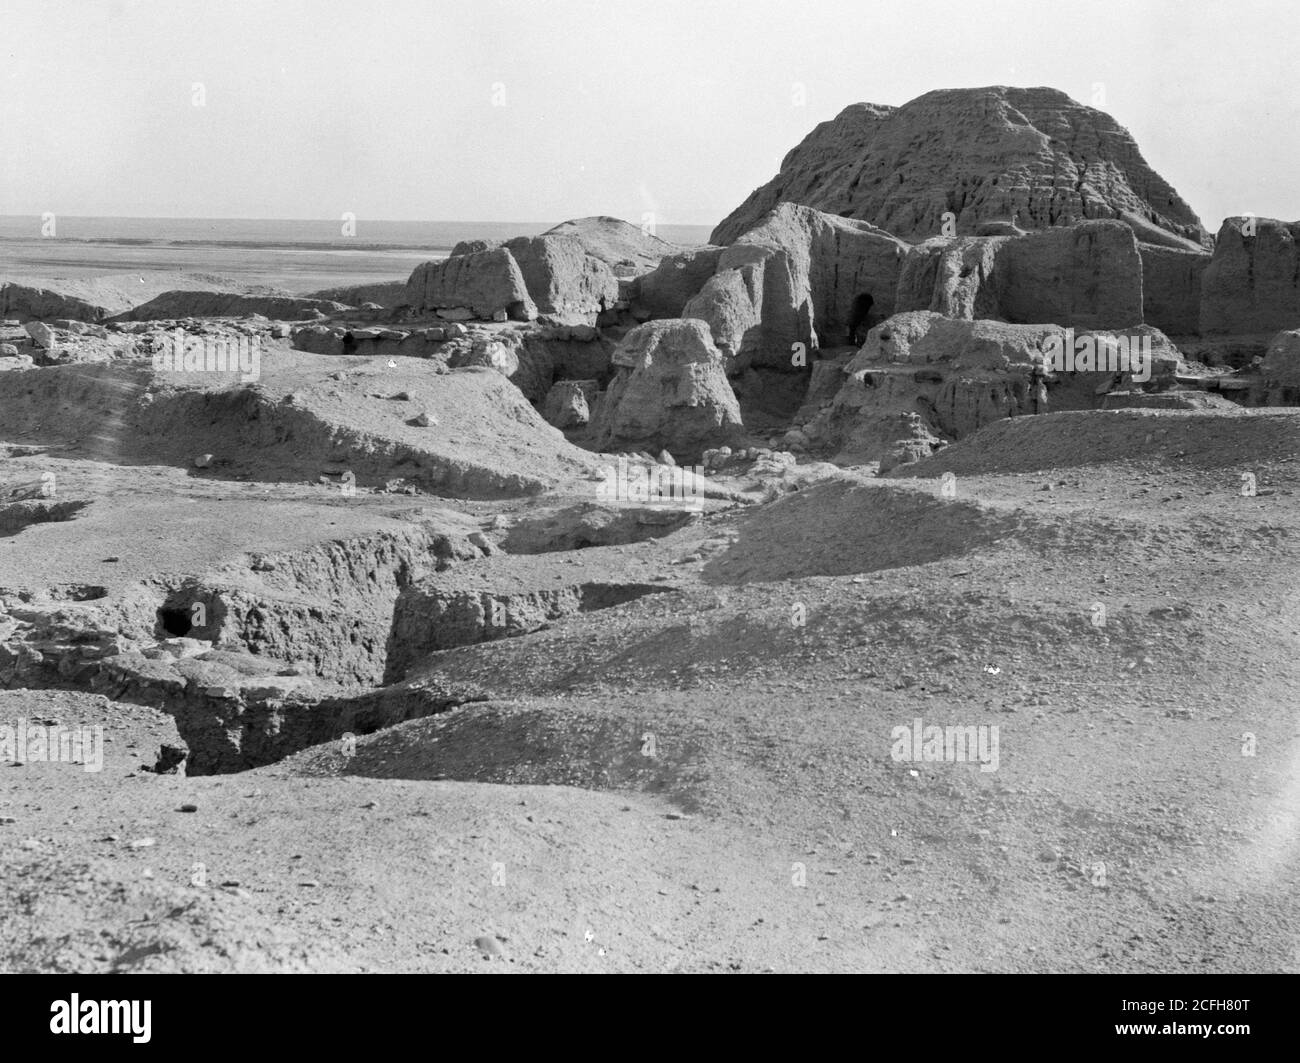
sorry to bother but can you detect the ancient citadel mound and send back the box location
[712,86,1211,250]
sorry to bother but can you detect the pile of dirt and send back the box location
[894,407,1300,478]
[0,353,603,497]
[542,216,681,275]
[286,700,713,812]
[115,291,351,321]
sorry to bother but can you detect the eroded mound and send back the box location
[286,701,711,813]
[712,86,1209,247]
[890,408,1300,478]
[0,354,602,497]
[697,478,1169,584]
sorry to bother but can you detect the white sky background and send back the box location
[0,0,1294,231]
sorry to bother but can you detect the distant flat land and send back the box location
[0,218,714,295]
[0,237,434,294]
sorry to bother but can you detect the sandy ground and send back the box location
[0,289,1296,974]
[2,334,1298,971]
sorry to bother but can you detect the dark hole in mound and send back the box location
[158,607,193,637]
[848,292,875,345]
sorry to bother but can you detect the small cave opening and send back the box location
[848,292,875,346]
[158,606,193,637]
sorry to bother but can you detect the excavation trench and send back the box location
[0,525,675,775]
[0,499,90,537]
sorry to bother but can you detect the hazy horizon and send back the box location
[2,0,1296,233]
[0,213,714,226]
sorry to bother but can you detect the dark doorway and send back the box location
[847,293,874,346]
[158,607,193,637]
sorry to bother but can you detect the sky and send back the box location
[1,0,1295,231]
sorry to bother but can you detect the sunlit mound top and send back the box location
[543,215,681,273]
